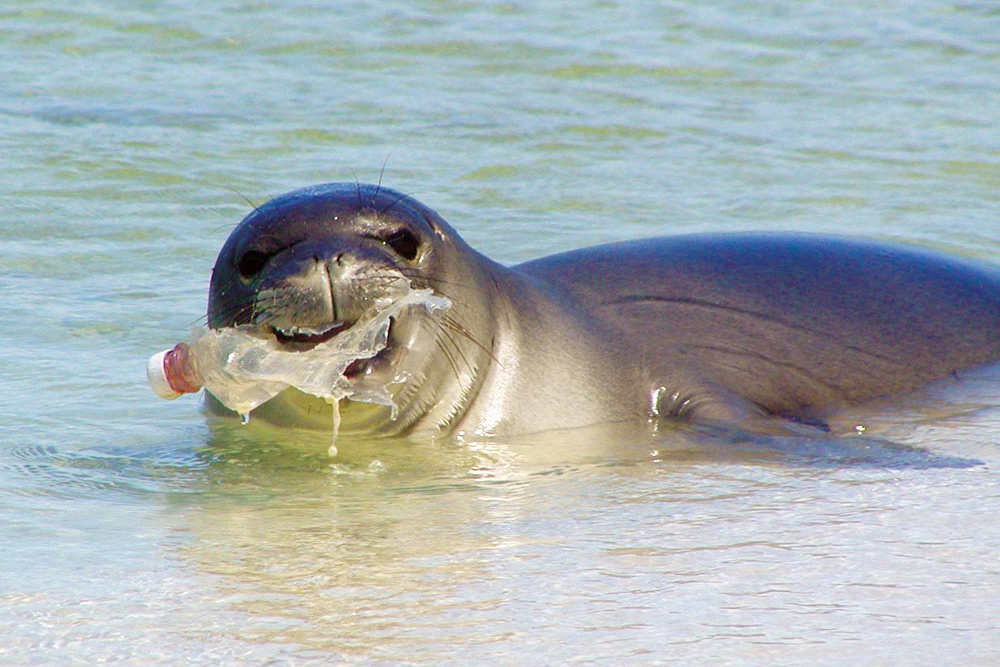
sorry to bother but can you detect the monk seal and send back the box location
[206,182,1000,437]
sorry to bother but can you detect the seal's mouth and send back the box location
[273,322,349,347]
[271,318,397,380]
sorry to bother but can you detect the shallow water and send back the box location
[3,1,1000,664]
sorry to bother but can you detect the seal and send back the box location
[206,182,1000,437]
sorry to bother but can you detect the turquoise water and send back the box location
[3,1,1000,664]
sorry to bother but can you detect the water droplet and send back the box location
[328,397,342,458]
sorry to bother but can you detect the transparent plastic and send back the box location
[147,283,451,424]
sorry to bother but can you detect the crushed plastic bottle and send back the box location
[147,282,451,422]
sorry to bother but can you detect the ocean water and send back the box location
[2,1,1000,664]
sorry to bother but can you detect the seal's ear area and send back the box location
[421,211,448,240]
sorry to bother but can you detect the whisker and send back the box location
[209,221,242,235]
[378,190,410,217]
[437,325,475,377]
[396,269,471,294]
[354,176,365,210]
[374,153,393,201]
[207,295,267,327]
[223,186,263,215]
[434,335,463,382]
[441,314,497,365]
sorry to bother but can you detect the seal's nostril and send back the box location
[236,249,271,280]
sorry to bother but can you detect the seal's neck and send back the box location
[450,258,645,437]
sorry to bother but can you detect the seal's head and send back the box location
[207,183,496,435]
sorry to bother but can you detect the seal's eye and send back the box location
[237,249,270,280]
[382,229,419,261]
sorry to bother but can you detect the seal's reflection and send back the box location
[175,407,984,656]
[176,419,660,656]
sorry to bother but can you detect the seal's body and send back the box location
[207,183,1000,437]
